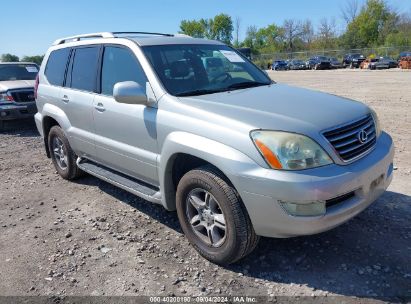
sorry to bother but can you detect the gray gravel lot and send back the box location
[0,69,410,302]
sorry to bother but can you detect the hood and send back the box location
[0,80,35,91]
[178,83,370,135]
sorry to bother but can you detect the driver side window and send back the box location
[101,46,147,96]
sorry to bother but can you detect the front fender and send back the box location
[159,131,258,210]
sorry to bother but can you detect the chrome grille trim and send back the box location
[323,114,377,162]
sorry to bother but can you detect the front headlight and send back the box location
[370,108,381,138]
[0,91,13,103]
[251,131,333,170]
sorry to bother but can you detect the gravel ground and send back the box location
[0,69,410,302]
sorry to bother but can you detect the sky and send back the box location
[1,0,410,57]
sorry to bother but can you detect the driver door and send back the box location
[92,45,159,186]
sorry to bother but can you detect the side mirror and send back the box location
[113,81,147,105]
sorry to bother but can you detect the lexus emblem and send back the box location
[358,130,368,144]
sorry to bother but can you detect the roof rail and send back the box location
[112,31,174,37]
[52,31,191,46]
[52,32,115,45]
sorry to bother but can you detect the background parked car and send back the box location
[369,58,390,70]
[329,57,343,69]
[271,60,289,71]
[378,56,398,68]
[306,56,331,70]
[287,59,307,70]
[0,62,39,130]
[342,53,365,68]
[360,57,378,69]
[399,56,411,69]
[398,51,411,62]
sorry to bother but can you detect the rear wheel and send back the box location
[48,126,83,180]
[176,166,259,265]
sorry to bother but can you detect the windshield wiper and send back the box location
[175,89,226,97]
[175,81,271,97]
[226,81,270,90]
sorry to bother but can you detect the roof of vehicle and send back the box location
[52,32,224,47]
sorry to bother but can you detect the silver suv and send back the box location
[35,32,394,264]
[0,62,38,130]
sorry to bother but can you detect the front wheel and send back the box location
[176,166,259,265]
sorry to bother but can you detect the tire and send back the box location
[48,126,83,180]
[0,120,4,132]
[176,166,259,265]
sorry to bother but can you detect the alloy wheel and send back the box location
[186,188,227,247]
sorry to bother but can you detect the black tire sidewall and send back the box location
[176,170,242,264]
[48,126,76,180]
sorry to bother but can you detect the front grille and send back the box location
[10,89,35,103]
[323,114,376,161]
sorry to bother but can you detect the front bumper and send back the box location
[0,102,37,120]
[230,132,394,238]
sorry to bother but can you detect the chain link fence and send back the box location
[252,46,411,68]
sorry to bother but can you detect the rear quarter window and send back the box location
[45,48,71,86]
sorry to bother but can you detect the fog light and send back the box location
[280,201,326,217]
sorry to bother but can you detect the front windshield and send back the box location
[142,44,271,96]
[0,64,38,81]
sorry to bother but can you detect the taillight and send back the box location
[34,74,39,99]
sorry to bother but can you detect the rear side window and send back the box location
[45,48,70,86]
[69,47,100,92]
[101,46,147,96]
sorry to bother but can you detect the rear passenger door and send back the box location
[92,45,158,185]
[61,45,101,157]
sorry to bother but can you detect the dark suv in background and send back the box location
[306,56,331,70]
[343,53,365,68]
[271,60,288,71]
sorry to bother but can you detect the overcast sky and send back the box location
[1,0,410,57]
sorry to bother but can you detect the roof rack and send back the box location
[112,31,174,37]
[53,32,115,45]
[52,31,184,46]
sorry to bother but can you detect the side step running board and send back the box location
[76,158,162,204]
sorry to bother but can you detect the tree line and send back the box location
[179,0,411,55]
[0,53,44,65]
[1,0,410,63]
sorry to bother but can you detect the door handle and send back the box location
[61,95,69,103]
[94,103,105,112]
